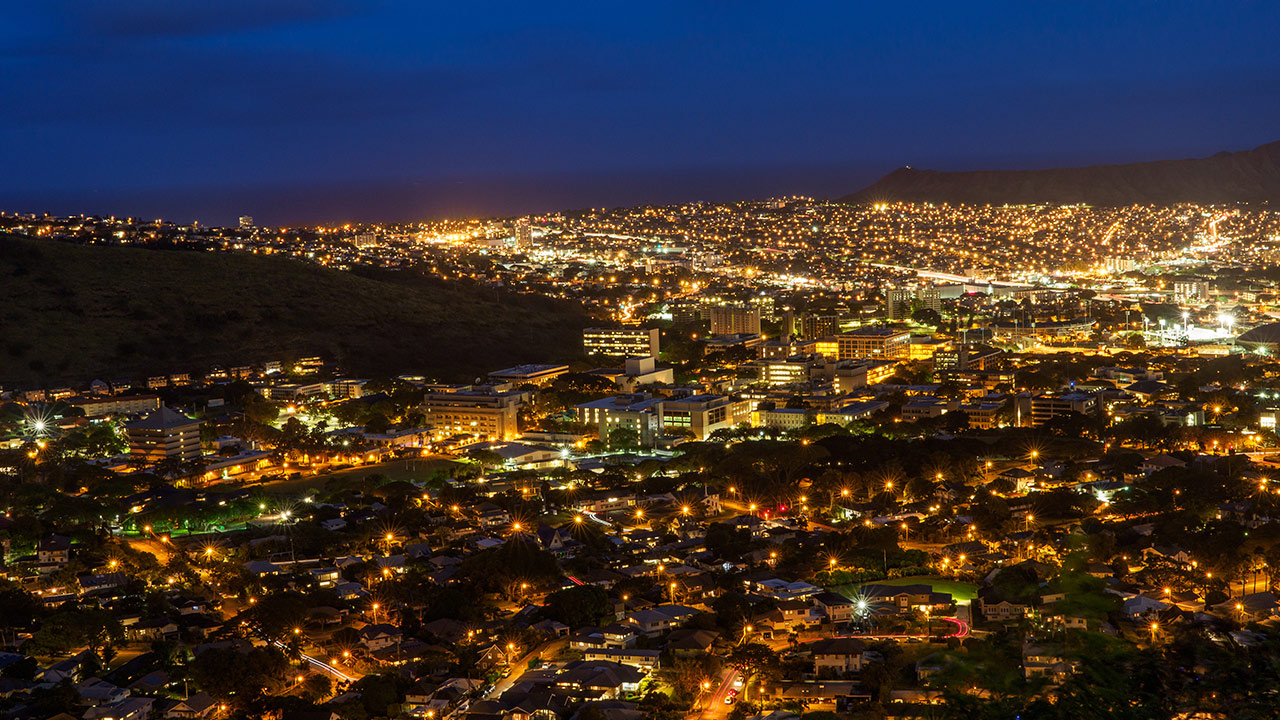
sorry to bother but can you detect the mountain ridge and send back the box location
[0,234,587,386]
[840,141,1280,206]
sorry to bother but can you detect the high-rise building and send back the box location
[1172,281,1210,302]
[886,289,914,320]
[918,287,941,314]
[125,407,203,463]
[886,287,940,320]
[584,327,660,358]
[709,306,761,336]
[800,314,839,340]
[513,221,533,248]
[238,216,254,230]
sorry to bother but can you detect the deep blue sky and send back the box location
[3,1,1278,225]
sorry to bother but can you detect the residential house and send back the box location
[807,637,868,677]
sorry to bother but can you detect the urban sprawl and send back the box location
[4,198,1280,719]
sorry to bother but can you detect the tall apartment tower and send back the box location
[513,221,533,248]
[918,287,942,314]
[886,289,914,321]
[801,314,839,340]
[709,306,761,336]
[887,287,941,320]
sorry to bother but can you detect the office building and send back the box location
[584,327,660,358]
[934,344,1003,372]
[422,388,527,441]
[758,356,815,387]
[327,379,370,399]
[836,328,911,360]
[238,216,254,230]
[488,364,568,387]
[72,394,161,418]
[709,306,761,336]
[125,407,203,464]
[661,394,752,440]
[575,395,665,447]
[1030,392,1097,427]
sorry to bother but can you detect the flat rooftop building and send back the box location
[584,327,660,358]
[125,407,202,464]
[422,388,528,441]
[836,328,911,360]
[487,364,568,387]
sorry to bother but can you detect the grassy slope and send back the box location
[0,236,587,385]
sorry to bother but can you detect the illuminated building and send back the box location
[72,394,161,418]
[1030,392,1097,426]
[660,393,752,440]
[886,287,940,321]
[422,388,526,441]
[709,306,761,336]
[575,394,664,447]
[583,327,660,358]
[934,344,1002,372]
[836,328,911,360]
[487,364,569,387]
[757,406,811,429]
[758,356,815,387]
[513,220,533,248]
[1172,280,1210,302]
[800,314,839,340]
[125,407,203,463]
[908,336,950,360]
[886,288,914,321]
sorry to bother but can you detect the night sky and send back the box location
[3,1,1278,226]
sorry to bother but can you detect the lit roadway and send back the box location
[484,639,565,700]
[694,668,741,719]
[270,640,360,684]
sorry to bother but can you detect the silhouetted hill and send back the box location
[0,235,588,385]
[841,141,1280,206]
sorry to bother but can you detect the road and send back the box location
[696,668,741,720]
[127,536,174,564]
[270,640,361,684]
[485,639,565,699]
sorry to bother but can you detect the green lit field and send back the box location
[835,575,979,603]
